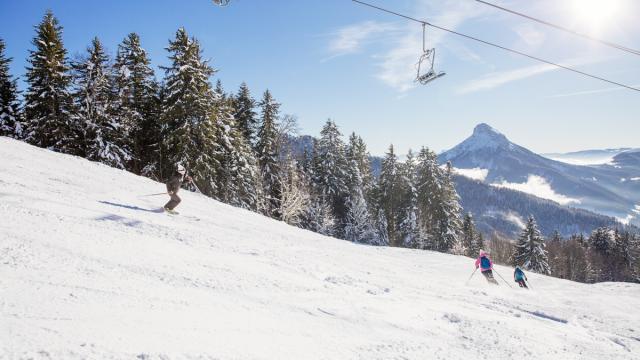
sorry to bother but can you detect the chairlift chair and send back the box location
[212,0,231,6]
[415,24,445,85]
[416,48,446,85]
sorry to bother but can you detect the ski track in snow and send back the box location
[1,137,639,360]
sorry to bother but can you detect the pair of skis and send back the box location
[467,268,526,289]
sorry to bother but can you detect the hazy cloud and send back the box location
[514,23,546,50]
[326,21,397,59]
[549,84,640,98]
[457,56,603,94]
[452,167,489,181]
[492,175,581,205]
[457,63,557,94]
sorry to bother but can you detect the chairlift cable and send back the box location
[351,0,640,93]
[474,0,640,56]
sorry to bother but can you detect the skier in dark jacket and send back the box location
[514,266,528,289]
[475,250,498,285]
[164,164,192,212]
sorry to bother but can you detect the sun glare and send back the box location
[570,0,621,33]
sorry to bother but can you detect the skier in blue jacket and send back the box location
[475,250,498,285]
[514,266,528,289]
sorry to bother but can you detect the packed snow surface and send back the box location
[1,137,639,360]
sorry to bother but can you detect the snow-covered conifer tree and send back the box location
[314,119,349,234]
[475,231,485,256]
[461,213,477,256]
[256,90,282,218]
[588,227,612,255]
[232,82,257,146]
[415,147,441,249]
[374,208,390,246]
[303,196,336,237]
[378,144,402,246]
[398,150,420,248]
[344,194,377,244]
[280,156,311,226]
[347,132,375,209]
[213,84,259,209]
[513,216,551,274]
[23,11,76,153]
[433,162,463,252]
[72,37,131,168]
[0,39,22,138]
[415,153,462,252]
[161,27,219,195]
[113,32,159,176]
[344,155,376,244]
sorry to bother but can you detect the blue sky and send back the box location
[1,0,639,155]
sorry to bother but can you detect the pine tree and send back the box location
[415,147,441,250]
[588,227,612,255]
[513,216,551,274]
[303,195,336,236]
[347,132,375,209]
[314,119,350,234]
[613,230,634,269]
[215,79,227,100]
[23,11,76,153]
[564,235,588,282]
[213,84,259,209]
[72,37,131,168]
[547,230,564,278]
[233,82,257,146]
[344,154,376,244]
[161,27,219,195]
[374,208,390,246]
[256,90,282,218]
[0,38,22,138]
[378,144,402,246]
[280,156,311,226]
[344,194,377,244]
[461,213,477,256]
[587,227,616,282]
[113,32,159,176]
[475,231,485,255]
[433,162,463,253]
[398,150,420,248]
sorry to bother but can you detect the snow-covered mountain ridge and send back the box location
[439,124,640,226]
[2,137,639,359]
[543,148,635,166]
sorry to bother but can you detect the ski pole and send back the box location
[493,269,513,288]
[525,278,533,290]
[465,267,478,285]
[139,192,166,197]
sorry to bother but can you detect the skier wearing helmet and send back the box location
[514,266,528,289]
[475,250,498,285]
[164,164,193,213]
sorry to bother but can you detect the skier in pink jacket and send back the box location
[475,250,498,285]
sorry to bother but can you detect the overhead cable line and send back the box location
[351,0,640,93]
[474,0,640,56]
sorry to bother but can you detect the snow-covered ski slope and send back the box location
[1,137,639,360]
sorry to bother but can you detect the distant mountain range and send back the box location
[287,123,639,237]
[543,148,634,166]
[439,123,640,228]
[453,175,624,237]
